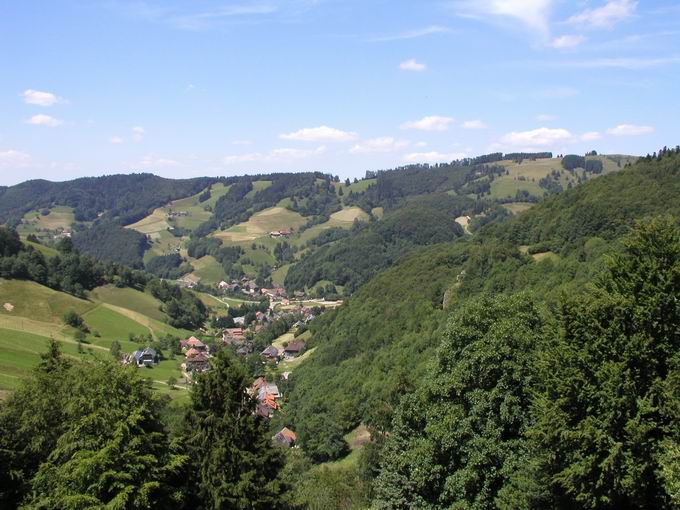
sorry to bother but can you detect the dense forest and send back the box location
[282,150,680,479]
[0,173,217,226]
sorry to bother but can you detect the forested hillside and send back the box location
[0,174,217,226]
[283,149,680,470]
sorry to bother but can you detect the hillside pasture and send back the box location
[0,279,95,322]
[19,205,75,232]
[90,285,167,322]
[191,255,226,284]
[295,207,368,245]
[502,202,535,214]
[213,207,307,243]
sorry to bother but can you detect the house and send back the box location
[183,336,207,351]
[233,316,246,326]
[258,382,280,400]
[251,376,267,392]
[185,347,201,358]
[236,345,251,356]
[283,340,306,359]
[218,280,229,290]
[272,427,297,447]
[261,345,280,360]
[131,347,159,367]
[186,352,210,372]
[223,328,244,345]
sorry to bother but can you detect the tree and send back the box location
[110,339,121,359]
[183,350,286,508]
[374,294,544,509]
[167,375,177,389]
[529,217,680,508]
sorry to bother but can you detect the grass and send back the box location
[213,207,307,243]
[17,206,76,239]
[502,202,535,214]
[294,207,368,246]
[191,255,226,284]
[24,241,59,258]
[90,285,167,322]
[0,279,95,322]
[82,306,151,350]
[271,264,291,286]
[245,180,273,199]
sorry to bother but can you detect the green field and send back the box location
[213,206,308,243]
[16,206,76,240]
[0,280,191,394]
[90,285,167,321]
[191,255,226,284]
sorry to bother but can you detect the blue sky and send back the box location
[1,0,679,185]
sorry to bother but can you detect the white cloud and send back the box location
[223,146,326,165]
[453,0,553,37]
[280,125,357,142]
[109,136,124,144]
[400,115,454,131]
[414,141,428,148]
[581,131,602,141]
[0,149,31,165]
[606,124,654,136]
[399,59,426,72]
[551,34,586,48]
[232,139,254,146]
[462,119,487,129]
[367,25,451,42]
[402,151,468,164]
[25,114,62,127]
[558,56,680,69]
[499,127,574,147]
[132,126,145,142]
[568,0,637,29]
[537,113,558,121]
[21,89,63,106]
[350,137,409,154]
[140,155,181,167]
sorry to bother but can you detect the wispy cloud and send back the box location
[280,125,357,142]
[132,126,145,142]
[25,114,63,127]
[367,25,451,42]
[551,34,586,49]
[498,127,574,148]
[581,131,602,141]
[0,149,31,166]
[607,123,654,136]
[567,0,637,29]
[109,136,124,144]
[400,115,454,131]
[462,119,487,129]
[402,151,467,164]
[558,56,680,69]
[109,2,279,30]
[450,0,554,38]
[536,113,558,121]
[350,137,409,154]
[223,145,326,164]
[399,59,426,72]
[21,89,65,107]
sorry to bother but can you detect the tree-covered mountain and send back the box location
[0,173,217,226]
[282,150,680,468]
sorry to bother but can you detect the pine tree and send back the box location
[183,350,286,509]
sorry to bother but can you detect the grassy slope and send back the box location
[0,279,191,392]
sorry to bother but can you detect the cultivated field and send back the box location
[213,207,307,243]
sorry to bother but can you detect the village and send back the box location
[121,277,342,448]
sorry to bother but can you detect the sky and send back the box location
[1,0,679,185]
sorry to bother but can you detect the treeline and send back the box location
[145,253,193,279]
[0,346,287,508]
[147,279,208,329]
[0,228,147,297]
[284,194,470,294]
[73,220,150,268]
[0,173,216,226]
[186,237,244,277]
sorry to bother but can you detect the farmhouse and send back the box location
[283,340,306,359]
[130,347,159,367]
[261,345,280,360]
[180,336,207,352]
[186,352,210,372]
[272,427,297,447]
[222,328,244,345]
